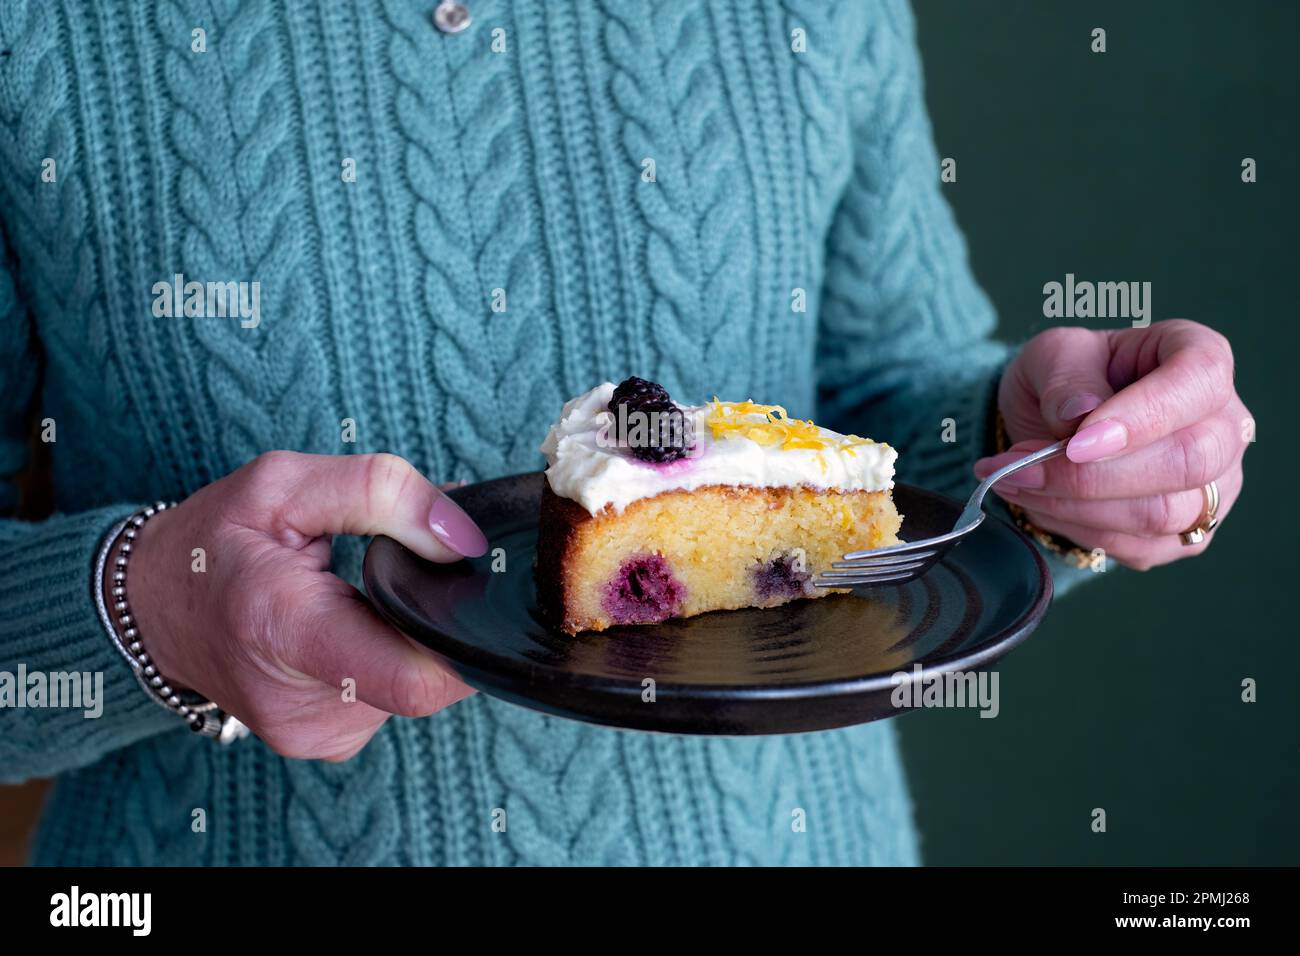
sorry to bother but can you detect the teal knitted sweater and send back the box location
[0,0,1081,865]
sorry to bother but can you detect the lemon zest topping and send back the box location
[705,399,877,454]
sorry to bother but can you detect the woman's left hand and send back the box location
[974,319,1251,570]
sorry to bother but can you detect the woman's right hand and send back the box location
[117,451,486,761]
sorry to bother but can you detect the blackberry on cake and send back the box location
[609,375,670,409]
[607,377,692,463]
[536,378,902,634]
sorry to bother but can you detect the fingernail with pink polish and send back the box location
[1067,419,1128,463]
[1057,394,1102,422]
[429,494,489,557]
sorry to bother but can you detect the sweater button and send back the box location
[433,2,471,34]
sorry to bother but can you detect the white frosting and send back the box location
[540,383,897,515]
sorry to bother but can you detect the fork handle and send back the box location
[955,439,1069,530]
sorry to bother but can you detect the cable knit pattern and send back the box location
[0,0,139,498]
[781,1,858,257]
[656,3,755,400]
[0,0,1082,866]
[161,0,333,467]
[383,0,560,480]
[285,731,401,866]
[489,708,638,865]
[600,1,702,398]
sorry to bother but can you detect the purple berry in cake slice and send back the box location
[601,554,686,625]
[754,552,815,600]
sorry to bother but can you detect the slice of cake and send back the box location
[536,377,902,634]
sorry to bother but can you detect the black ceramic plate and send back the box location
[363,473,1051,735]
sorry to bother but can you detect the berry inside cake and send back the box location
[536,378,902,634]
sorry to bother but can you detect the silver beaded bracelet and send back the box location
[94,502,246,743]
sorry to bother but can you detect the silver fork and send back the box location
[814,439,1068,589]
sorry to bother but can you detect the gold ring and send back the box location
[1179,480,1220,545]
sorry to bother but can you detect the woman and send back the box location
[0,0,1247,865]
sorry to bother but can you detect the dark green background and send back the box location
[901,0,1299,864]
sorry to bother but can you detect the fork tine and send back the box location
[831,551,938,570]
[841,539,933,561]
[820,559,930,577]
[814,569,920,587]
[821,441,1067,588]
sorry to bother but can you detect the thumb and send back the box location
[255,452,488,562]
[1019,327,1116,438]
